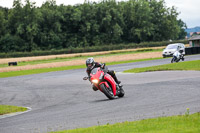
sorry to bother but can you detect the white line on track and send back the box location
[0,107,32,119]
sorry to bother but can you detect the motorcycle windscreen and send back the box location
[90,68,102,80]
[90,68,98,75]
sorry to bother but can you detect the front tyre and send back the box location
[171,57,175,63]
[100,83,115,100]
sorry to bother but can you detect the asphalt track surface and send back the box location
[0,55,200,133]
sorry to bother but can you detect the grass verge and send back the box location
[124,60,200,73]
[0,58,162,78]
[51,112,200,133]
[0,105,27,115]
[0,65,86,78]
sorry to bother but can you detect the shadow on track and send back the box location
[91,99,111,103]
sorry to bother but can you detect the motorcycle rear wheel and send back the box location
[118,87,125,98]
[100,83,115,100]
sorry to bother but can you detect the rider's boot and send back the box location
[108,70,121,84]
[113,74,121,84]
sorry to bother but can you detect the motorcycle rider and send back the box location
[179,46,185,60]
[173,46,184,61]
[85,57,121,91]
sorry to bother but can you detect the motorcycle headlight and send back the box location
[92,79,99,84]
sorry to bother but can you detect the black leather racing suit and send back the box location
[86,62,120,84]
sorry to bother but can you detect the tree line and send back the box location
[0,0,187,53]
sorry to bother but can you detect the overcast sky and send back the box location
[0,0,199,28]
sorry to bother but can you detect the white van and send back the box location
[162,43,185,58]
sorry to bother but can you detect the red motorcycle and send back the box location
[83,67,125,99]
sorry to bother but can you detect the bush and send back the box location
[0,34,26,53]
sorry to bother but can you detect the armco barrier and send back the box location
[197,47,200,53]
[185,47,200,55]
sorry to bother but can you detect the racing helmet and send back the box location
[86,57,95,70]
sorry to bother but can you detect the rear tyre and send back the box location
[118,86,125,98]
[100,83,115,100]
[176,58,180,63]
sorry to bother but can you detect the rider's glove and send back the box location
[101,63,105,69]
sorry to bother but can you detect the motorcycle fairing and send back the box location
[100,73,117,96]
[90,67,117,96]
[90,68,103,80]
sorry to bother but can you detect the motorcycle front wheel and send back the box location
[100,83,115,100]
[171,57,175,63]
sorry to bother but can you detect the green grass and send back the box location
[106,57,162,65]
[0,105,27,115]
[0,58,162,78]
[51,112,200,133]
[124,60,200,73]
[0,65,86,78]
[0,48,162,68]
